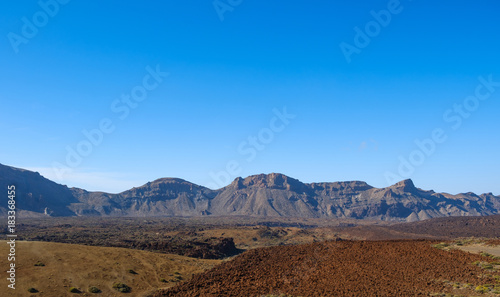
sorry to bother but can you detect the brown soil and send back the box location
[154,240,500,297]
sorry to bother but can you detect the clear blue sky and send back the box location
[1,0,499,194]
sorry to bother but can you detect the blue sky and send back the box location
[1,0,499,194]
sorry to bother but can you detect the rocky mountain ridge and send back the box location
[1,164,498,221]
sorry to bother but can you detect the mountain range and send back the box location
[1,163,499,221]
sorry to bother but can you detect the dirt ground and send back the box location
[456,243,500,257]
[0,241,220,297]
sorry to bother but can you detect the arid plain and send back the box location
[2,215,500,296]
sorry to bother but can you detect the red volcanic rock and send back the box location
[155,240,499,297]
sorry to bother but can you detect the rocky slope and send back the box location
[0,163,498,221]
[155,240,500,297]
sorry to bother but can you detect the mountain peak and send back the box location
[243,173,293,185]
[150,177,191,185]
[391,179,417,192]
[231,173,307,192]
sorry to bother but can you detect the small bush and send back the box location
[113,282,131,293]
[432,243,450,250]
[88,286,101,293]
[34,261,45,267]
[69,287,81,293]
[27,287,39,293]
[476,285,489,293]
[128,269,138,275]
[159,278,167,283]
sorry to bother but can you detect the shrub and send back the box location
[27,288,38,293]
[475,285,489,293]
[69,287,81,293]
[128,269,138,275]
[34,261,45,267]
[432,243,450,250]
[113,282,131,293]
[159,278,167,283]
[88,286,101,293]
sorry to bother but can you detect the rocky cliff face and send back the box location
[1,163,499,221]
[69,178,216,217]
[0,164,79,217]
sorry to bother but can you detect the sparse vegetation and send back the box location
[476,285,489,293]
[0,240,220,297]
[472,283,500,294]
[128,269,138,274]
[480,252,500,260]
[432,242,450,250]
[33,261,45,266]
[113,282,131,293]
[473,261,497,271]
[27,287,39,293]
[88,286,101,293]
[69,287,81,293]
